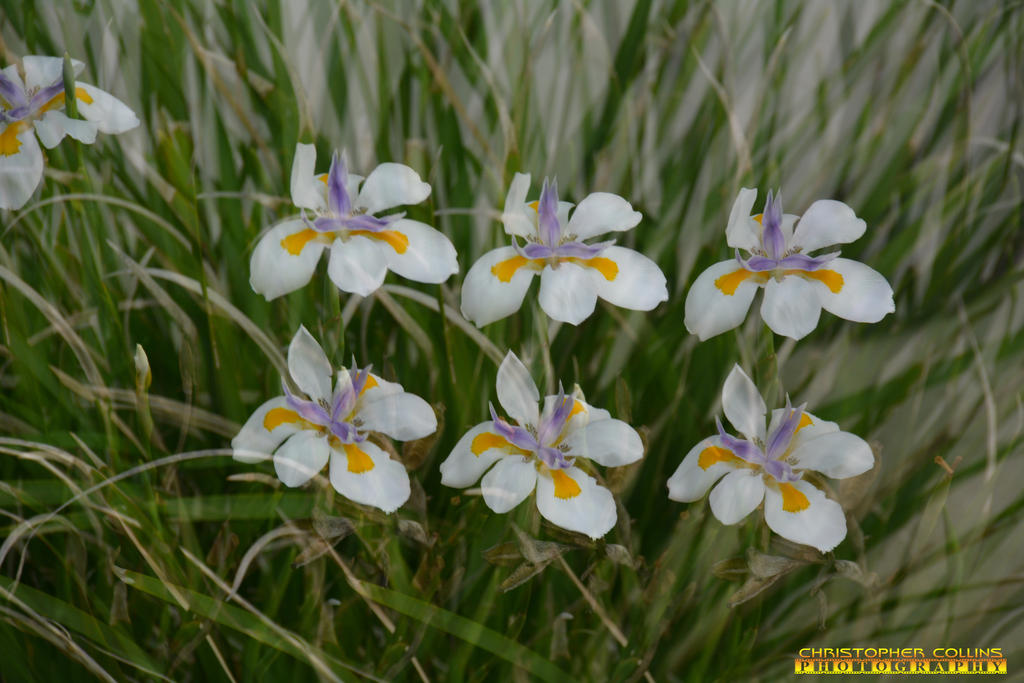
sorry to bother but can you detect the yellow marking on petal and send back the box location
[698,445,740,470]
[795,413,813,432]
[491,255,531,282]
[528,200,539,210]
[796,269,844,294]
[779,483,810,512]
[318,173,328,185]
[0,121,27,156]
[568,400,585,419]
[551,469,581,499]
[280,228,320,255]
[470,432,530,458]
[471,432,508,455]
[571,256,618,281]
[40,87,94,113]
[714,269,755,296]
[352,229,408,254]
[359,374,378,395]
[343,443,375,473]
[753,213,763,225]
[263,407,302,431]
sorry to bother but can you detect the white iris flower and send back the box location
[0,55,139,210]
[461,173,668,326]
[232,326,436,514]
[684,188,895,340]
[250,143,458,299]
[667,365,874,552]
[440,351,644,539]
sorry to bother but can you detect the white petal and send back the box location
[355,372,403,406]
[22,56,82,90]
[75,83,138,134]
[683,260,760,341]
[496,351,540,426]
[0,124,43,210]
[791,199,866,253]
[289,143,325,211]
[709,470,765,525]
[563,418,643,467]
[460,246,536,326]
[231,396,302,464]
[273,430,330,487]
[666,436,738,502]
[780,213,798,245]
[355,162,430,214]
[326,235,387,296]
[764,480,847,552]
[288,325,333,401]
[538,263,598,325]
[590,246,667,312]
[34,111,97,148]
[722,364,767,441]
[789,431,874,480]
[358,391,436,441]
[249,219,327,300]
[329,440,411,513]
[440,421,506,488]
[501,172,535,238]
[761,276,822,340]
[725,187,761,251]
[481,456,537,513]
[535,467,616,539]
[378,218,458,284]
[565,192,641,239]
[555,201,573,228]
[815,258,894,324]
[1,64,24,89]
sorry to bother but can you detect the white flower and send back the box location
[667,365,874,552]
[460,173,668,326]
[0,55,139,209]
[440,351,644,539]
[231,326,436,513]
[250,143,458,299]
[684,188,895,340]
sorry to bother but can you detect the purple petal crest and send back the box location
[761,189,786,261]
[537,178,561,247]
[327,151,351,216]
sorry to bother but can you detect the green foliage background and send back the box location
[1,0,1022,680]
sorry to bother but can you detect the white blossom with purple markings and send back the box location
[0,55,138,210]
[440,351,644,539]
[667,365,874,552]
[250,143,458,299]
[684,188,895,340]
[232,326,436,513]
[461,173,668,326]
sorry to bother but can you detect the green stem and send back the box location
[755,322,782,407]
[435,284,456,387]
[535,304,555,396]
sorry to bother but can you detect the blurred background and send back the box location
[1,1,1021,680]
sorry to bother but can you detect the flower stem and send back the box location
[435,284,457,387]
[755,323,783,407]
[536,303,556,395]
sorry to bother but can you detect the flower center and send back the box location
[489,393,579,470]
[714,404,811,484]
[280,367,377,444]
